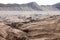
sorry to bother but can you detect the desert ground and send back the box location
[0,11,60,40]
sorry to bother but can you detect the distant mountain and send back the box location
[53,3,60,10]
[0,2,60,11]
[0,2,42,11]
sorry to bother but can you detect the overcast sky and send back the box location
[0,0,60,5]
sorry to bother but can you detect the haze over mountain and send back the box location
[0,2,60,11]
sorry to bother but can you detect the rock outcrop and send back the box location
[0,22,29,40]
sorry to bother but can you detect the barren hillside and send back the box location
[0,14,60,40]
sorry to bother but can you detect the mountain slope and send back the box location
[0,2,42,11]
[53,3,60,10]
[0,2,60,11]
